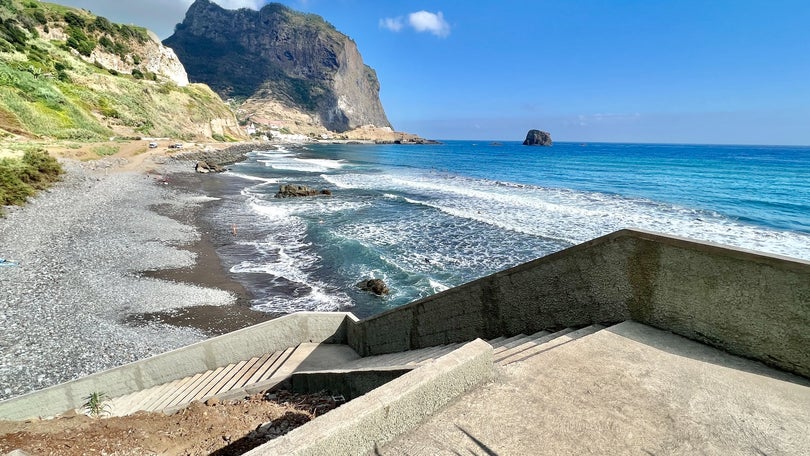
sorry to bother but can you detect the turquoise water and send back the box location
[222,141,810,318]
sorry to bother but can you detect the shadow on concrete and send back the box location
[606,323,810,386]
[455,425,499,456]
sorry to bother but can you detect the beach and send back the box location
[2,139,808,402]
[0,146,270,401]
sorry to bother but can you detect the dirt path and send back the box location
[0,390,337,455]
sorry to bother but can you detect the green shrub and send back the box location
[91,16,115,35]
[98,35,113,50]
[63,11,86,29]
[0,149,62,212]
[92,144,118,156]
[33,10,47,25]
[131,68,143,79]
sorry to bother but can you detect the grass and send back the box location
[0,0,242,142]
[92,144,118,156]
[0,147,62,214]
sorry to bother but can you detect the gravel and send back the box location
[0,160,235,401]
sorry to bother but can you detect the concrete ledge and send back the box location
[277,368,413,401]
[0,312,350,421]
[245,339,494,456]
[348,229,810,378]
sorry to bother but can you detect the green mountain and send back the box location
[0,0,242,141]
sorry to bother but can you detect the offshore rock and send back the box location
[195,160,225,173]
[164,0,391,133]
[523,129,553,146]
[275,184,331,198]
[357,278,390,296]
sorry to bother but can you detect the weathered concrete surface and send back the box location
[379,321,810,455]
[348,229,810,378]
[247,339,494,456]
[0,312,350,420]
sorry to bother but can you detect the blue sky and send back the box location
[57,1,810,145]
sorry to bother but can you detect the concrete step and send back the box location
[493,328,574,362]
[489,333,528,350]
[492,330,551,355]
[496,325,604,365]
[104,343,361,417]
[337,344,460,370]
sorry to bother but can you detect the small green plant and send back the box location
[92,144,118,156]
[83,391,110,418]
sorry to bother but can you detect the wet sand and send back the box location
[125,171,279,335]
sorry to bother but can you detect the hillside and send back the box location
[0,0,242,141]
[164,0,391,135]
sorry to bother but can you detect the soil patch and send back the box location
[0,390,337,455]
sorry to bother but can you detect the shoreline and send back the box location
[0,142,279,400]
[127,171,277,335]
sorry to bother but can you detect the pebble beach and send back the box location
[0,157,239,400]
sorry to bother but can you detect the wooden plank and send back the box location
[176,366,226,405]
[257,347,296,382]
[151,372,204,411]
[166,369,222,408]
[138,378,187,412]
[217,357,262,395]
[192,362,239,402]
[208,360,248,396]
[234,353,272,389]
[245,351,284,386]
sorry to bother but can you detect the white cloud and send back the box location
[381,10,451,38]
[379,17,404,32]
[408,10,450,37]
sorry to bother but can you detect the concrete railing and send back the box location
[246,339,494,456]
[0,312,349,420]
[347,229,810,378]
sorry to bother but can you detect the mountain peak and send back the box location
[164,1,391,133]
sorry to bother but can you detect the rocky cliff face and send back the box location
[164,0,391,133]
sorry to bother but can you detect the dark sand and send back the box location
[124,171,277,336]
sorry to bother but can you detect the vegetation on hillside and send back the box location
[0,0,240,141]
[0,148,62,213]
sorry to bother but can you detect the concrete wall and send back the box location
[247,339,494,456]
[622,231,810,377]
[348,229,810,378]
[0,312,349,420]
[348,232,635,355]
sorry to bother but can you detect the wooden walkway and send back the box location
[106,343,357,417]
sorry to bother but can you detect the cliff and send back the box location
[164,0,392,133]
[0,0,242,140]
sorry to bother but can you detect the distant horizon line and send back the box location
[423,139,810,148]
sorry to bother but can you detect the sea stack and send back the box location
[523,129,553,146]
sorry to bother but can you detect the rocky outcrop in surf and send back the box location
[275,184,332,198]
[523,130,553,146]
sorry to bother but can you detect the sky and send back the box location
[55,0,810,145]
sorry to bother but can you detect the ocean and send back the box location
[212,141,810,319]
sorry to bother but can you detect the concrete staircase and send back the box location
[489,325,604,365]
[104,326,604,417]
[105,343,359,417]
